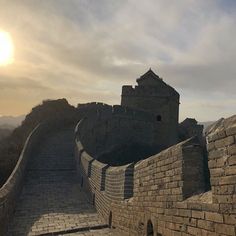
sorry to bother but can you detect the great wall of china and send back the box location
[0,69,235,235]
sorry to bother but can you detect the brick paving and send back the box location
[63,228,120,235]
[7,127,111,236]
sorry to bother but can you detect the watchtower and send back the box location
[121,69,180,145]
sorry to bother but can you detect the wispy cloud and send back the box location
[0,0,235,120]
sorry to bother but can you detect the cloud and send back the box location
[0,0,235,120]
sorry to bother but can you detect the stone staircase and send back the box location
[7,127,112,236]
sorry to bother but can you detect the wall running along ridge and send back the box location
[77,103,174,156]
[75,115,236,236]
[0,124,42,235]
[0,118,75,235]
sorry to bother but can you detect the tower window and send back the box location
[156,115,162,121]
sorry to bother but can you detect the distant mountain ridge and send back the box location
[0,115,25,128]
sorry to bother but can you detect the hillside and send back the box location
[0,99,79,186]
[0,128,12,141]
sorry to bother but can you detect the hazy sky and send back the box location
[0,0,235,121]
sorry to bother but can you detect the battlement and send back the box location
[121,85,135,95]
[77,103,155,122]
[121,84,179,98]
[76,104,171,158]
[75,115,236,235]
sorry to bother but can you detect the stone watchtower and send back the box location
[121,69,180,146]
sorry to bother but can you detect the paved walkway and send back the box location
[7,127,113,236]
[63,228,118,235]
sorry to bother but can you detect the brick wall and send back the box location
[75,140,135,222]
[207,116,236,212]
[75,115,236,235]
[77,103,177,155]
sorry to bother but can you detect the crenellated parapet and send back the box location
[77,103,155,121]
[75,115,236,236]
[76,103,169,158]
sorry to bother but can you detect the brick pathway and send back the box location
[7,127,112,236]
[63,228,120,235]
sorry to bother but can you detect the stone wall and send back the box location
[178,118,204,143]
[120,70,179,146]
[0,123,43,235]
[77,103,174,157]
[206,116,236,211]
[0,118,76,235]
[75,115,236,236]
[75,139,135,222]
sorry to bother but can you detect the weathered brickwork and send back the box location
[76,115,236,236]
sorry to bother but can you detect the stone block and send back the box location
[225,166,236,175]
[215,136,234,149]
[187,226,202,235]
[219,176,236,185]
[197,219,214,231]
[228,145,236,155]
[214,185,234,195]
[207,142,215,151]
[208,149,227,160]
[219,204,233,213]
[192,210,205,219]
[215,195,233,204]
[224,214,236,224]
[226,126,236,136]
[215,223,235,235]
[205,212,223,223]
[178,209,191,217]
[228,155,236,165]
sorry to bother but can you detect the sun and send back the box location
[0,30,14,66]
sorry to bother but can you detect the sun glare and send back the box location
[0,30,14,66]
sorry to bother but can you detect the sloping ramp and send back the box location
[7,127,110,236]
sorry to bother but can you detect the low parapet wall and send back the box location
[0,124,42,235]
[75,137,134,221]
[0,118,76,235]
[75,115,236,236]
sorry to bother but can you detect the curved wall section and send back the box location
[0,119,74,235]
[77,103,170,158]
[0,124,42,234]
[75,135,134,221]
[75,115,236,235]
